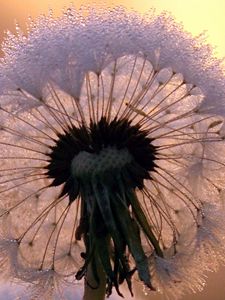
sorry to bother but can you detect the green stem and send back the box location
[83,256,106,300]
[129,190,164,257]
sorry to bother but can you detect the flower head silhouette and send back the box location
[0,6,225,300]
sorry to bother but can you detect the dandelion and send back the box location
[0,5,225,300]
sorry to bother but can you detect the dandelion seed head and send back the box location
[1,6,225,114]
[0,4,225,299]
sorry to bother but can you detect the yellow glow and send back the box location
[137,0,225,58]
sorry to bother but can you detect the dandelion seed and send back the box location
[0,5,225,300]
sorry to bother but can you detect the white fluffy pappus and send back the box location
[0,5,225,300]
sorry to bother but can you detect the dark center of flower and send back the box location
[71,147,132,179]
[46,117,157,200]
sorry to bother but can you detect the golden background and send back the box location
[0,1,225,299]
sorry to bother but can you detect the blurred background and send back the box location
[0,1,225,299]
